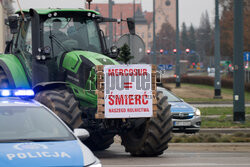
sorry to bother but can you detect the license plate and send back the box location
[174,121,191,126]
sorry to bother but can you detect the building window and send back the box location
[148,33,151,38]
[141,33,144,38]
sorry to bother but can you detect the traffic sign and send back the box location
[166,65,173,70]
[157,64,173,71]
[244,52,250,61]
[158,65,165,71]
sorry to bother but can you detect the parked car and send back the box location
[0,89,102,167]
[157,87,201,133]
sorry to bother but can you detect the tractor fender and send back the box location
[33,82,68,93]
[0,54,30,88]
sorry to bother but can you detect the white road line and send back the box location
[164,152,249,155]
[103,164,250,167]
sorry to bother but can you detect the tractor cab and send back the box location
[6,9,127,86]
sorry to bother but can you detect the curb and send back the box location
[169,143,250,146]
[168,143,250,152]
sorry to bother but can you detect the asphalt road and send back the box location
[95,143,250,167]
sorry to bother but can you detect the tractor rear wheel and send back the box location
[121,91,173,156]
[34,89,83,128]
[0,68,9,88]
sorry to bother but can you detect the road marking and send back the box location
[164,152,249,155]
[104,164,250,167]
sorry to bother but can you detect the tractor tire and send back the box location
[121,91,173,156]
[0,68,9,88]
[34,89,83,128]
[35,89,114,151]
[84,132,114,151]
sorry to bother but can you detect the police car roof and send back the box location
[0,97,42,107]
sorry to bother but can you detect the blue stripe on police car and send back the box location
[0,140,84,167]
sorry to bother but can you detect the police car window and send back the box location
[160,89,182,102]
[0,107,75,141]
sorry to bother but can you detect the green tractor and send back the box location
[1,8,172,156]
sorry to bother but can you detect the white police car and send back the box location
[157,87,201,133]
[0,89,102,167]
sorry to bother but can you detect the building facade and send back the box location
[0,0,14,53]
[88,0,176,52]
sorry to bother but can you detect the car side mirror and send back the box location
[6,16,19,34]
[73,128,90,141]
[127,18,135,35]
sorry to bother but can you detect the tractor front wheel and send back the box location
[121,91,173,156]
[35,89,114,151]
[34,89,83,128]
[0,67,9,88]
[84,132,114,151]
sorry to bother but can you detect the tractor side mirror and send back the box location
[127,18,135,35]
[7,16,19,34]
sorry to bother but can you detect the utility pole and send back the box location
[175,0,180,87]
[108,0,113,48]
[152,0,156,64]
[214,0,222,98]
[133,0,135,21]
[120,12,123,36]
[233,0,245,122]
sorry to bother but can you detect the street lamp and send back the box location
[175,0,180,87]
[152,0,171,65]
[214,0,222,99]
[108,0,114,48]
[233,0,245,122]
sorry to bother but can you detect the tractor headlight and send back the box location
[195,108,201,116]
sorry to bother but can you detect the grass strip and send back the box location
[200,107,250,116]
[171,132,250,143]
[201,116,250,128]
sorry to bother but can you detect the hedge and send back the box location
[161,75,250,92]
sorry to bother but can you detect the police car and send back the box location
[157,87,201,133]
[0,89,102,167]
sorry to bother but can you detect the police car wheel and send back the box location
[34,89,83,128]
[0,68,9,88]
[121,91,173,157]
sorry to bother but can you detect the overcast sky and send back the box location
[13,0,215,28]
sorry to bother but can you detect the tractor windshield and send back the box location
[43,16,102,57]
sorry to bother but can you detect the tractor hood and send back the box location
[62,50,119,73]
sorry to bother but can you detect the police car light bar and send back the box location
[0,89,35,97]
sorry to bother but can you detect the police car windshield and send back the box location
[0,106,75,142]
[159,88,182,102]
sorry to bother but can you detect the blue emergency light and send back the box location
[188,113,194,116]
[0,89,35,97]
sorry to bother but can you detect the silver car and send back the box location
[158,87,201,133]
